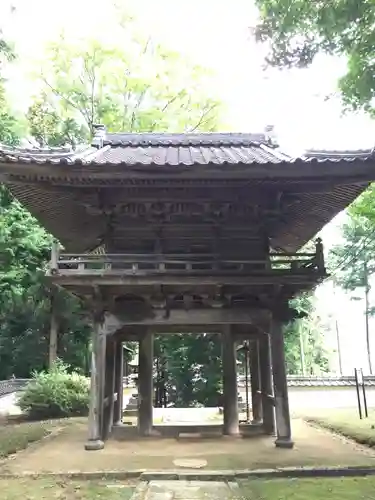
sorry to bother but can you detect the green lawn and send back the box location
[0,417,86,459]
[305,409,375,447]
[238,476,375,500]
[0,420,51,458]
[0,478,135,500]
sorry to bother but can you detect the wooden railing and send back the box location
[48,239,325,277]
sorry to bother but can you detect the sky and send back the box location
[2,0,375,374]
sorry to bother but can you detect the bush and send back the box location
[18,360,89,419]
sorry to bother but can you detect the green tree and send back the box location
[27,93,87,148]
[0,35,21,146]
[155,334,222,408]
[0,186,91,378]
[329,215,375,373]
[34,34,220,142]
[284,292,330,375]
[254,0,375,114]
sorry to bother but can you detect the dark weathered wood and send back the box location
[138,329,154,436]
[102,336,116,440]
[50,241,60,274]
[49,292,58,368]
[94,309,270,327]
[56,251,318,274]
[250,339,262,423]
[113,341,124,425]
[270,316,293,448]
[85,318,106,451]
[259,333,275,435]
[222,326,239,435]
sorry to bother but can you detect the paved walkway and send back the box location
[135,480,240,499]
[2,418,375,474]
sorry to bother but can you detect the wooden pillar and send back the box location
[270,316,293,448]
[138,329,154,436]
[259,333,275,435]
[113,341,124,426]
[249,339,262,424]
[49,291,58,368]
[102,336,116,440]
[222,325,239,435]
[85,316,106,451]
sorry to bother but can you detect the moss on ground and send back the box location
[305,409,375,448]
[239,476,375,499]
[0,416,86,459]
[0,478,135,499]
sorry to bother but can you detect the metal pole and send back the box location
[361,369,368,418]
[354,368,363,419]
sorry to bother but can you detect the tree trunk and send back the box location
[364,262,372,374]
[335,319,343,376]
[299,323,306,376]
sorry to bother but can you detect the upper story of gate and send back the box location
[1,129,374,301]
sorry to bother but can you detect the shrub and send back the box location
[18,360,89,419]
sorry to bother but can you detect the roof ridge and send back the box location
[100,131,273,148]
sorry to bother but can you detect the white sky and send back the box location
[2,0,375,374]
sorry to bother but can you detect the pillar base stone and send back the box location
[275,437,294,449]
[223,427,241,437]
[84,439,104,451]
[139,428,160,438]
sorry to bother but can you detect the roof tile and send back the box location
[1,133,374,167]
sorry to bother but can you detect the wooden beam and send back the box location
[85,316,106,451]
[50,273,325,288]
[107,308,269,327]
[48,291,58,368]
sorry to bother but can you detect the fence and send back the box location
[0,379,30,397]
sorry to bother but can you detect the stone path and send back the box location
[135,480,241,499]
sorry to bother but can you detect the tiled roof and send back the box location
[104,132,271,146]
[1,133,375,167]
[304,148,374,161]
[1,131,375,253]
[0,132,291,166]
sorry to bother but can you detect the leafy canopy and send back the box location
[254,0,375,114]
[30,32,220,145]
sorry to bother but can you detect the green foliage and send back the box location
[0,32,22,145]
[254,0,375,114]
[155,334,222,407]
[18,360,89,420]
[284,293,330,375]
[328,211,375,373]
[34,32,220,142]
[0,187,91,378]
[27,93,87,147]
[329,215,375,293]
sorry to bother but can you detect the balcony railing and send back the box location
[48,239,325,277]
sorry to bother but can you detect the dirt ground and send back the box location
[2,418,375,474]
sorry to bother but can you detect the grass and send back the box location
[0,420,51,458]
[305,409,375,448]
[0,416,85,459]
[0,477,135,499]
[238,476,375,499]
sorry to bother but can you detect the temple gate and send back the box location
[1,130,374,450]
